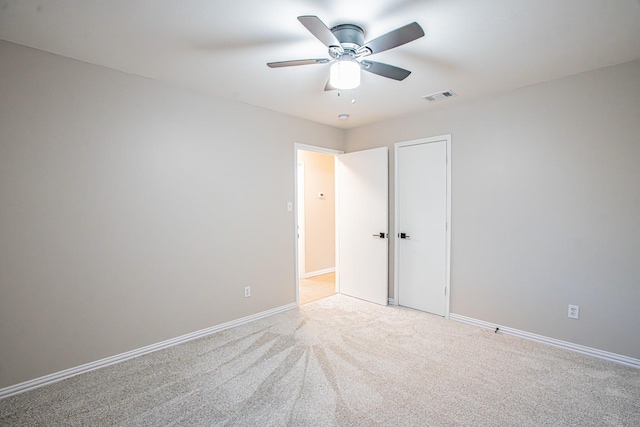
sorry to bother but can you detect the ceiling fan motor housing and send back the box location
[330,24,365,55]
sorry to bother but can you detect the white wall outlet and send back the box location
[244,286,251,298]
[568,304,579,319]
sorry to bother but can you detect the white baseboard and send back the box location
[0,302,298,400]
[388,298,397,305]
[449,313,640,369]
[303,267,335,278]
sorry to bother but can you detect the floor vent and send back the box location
[422,90,457,102]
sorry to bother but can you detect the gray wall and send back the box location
[346,59,640,359]
[0,41,345,388]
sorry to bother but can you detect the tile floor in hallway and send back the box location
[299,272,335,305]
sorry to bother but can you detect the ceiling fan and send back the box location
[267,16,425,90]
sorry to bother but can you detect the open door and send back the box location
[337,147,389,305]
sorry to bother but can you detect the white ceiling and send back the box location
[1,0,639,129]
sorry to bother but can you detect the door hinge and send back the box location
[444,287,447,296]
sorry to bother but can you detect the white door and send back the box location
[337,147,389,305]
[396,139,448,315]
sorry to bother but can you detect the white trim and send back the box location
[303,267,336,278]
[294,144,344,155]
[394,134,452,318]
[297,161,306,279]
[388,298,397,305]
[0,302,298,400]
[449,313,640,369]
[334,154,340,295]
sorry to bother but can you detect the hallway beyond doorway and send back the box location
[299,272,335,305]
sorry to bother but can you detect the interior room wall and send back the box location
[0,40,345,389]
[345,59,640,360]
[297,151,336,275]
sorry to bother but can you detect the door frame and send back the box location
[393,134,452,317]
[297,161,305,279]
[294,143,344,305]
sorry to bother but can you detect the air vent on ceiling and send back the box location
[422,90,457,102]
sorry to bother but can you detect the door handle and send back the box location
[399,233,410,239]
[372,233,387,239]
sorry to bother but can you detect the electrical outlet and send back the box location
[244,286,251,298]
[568,304,579,319]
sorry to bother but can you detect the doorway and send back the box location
[394,135,451,316]
[295,144,390,306]
[296,146,341,305]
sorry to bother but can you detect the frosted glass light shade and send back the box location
[330,60,361,90]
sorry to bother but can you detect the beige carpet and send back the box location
[1,294,639,426]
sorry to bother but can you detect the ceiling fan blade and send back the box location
[267,58,330,68]
[362,22,424,55]
[298,15,342,49]
[360,60,411,81]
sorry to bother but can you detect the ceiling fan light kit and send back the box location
[267,16,424,91]
[330,60,360,90]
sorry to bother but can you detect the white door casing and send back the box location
[395,136,451,316]
[337,147,389,306]
[297,161,305,279]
